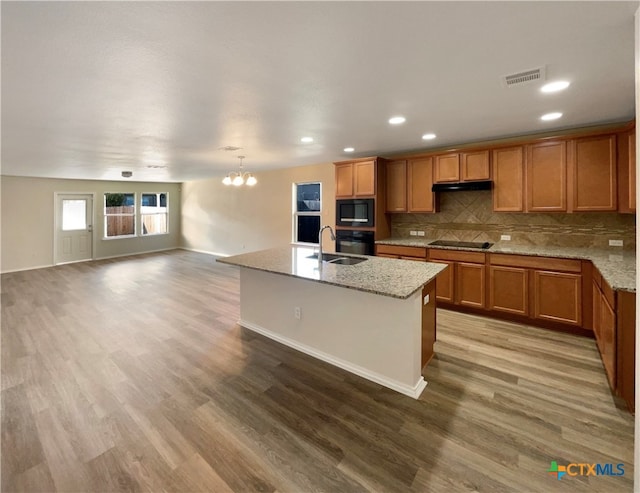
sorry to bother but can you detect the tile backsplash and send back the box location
[390,190,636,250]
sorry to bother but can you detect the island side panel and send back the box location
[238,268,425,397]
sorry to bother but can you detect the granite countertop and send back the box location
[216,246,447,300]
[376,237,637,293]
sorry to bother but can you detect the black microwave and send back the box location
[336,199,375,228]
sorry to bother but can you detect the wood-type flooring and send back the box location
[1,250,634,492]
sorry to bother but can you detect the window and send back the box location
[104,193,135,237]
[141,193,168,235]
[294,182,321,244]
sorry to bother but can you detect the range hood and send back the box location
[432,180,492,192]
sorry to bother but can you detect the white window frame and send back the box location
[141,192,169,236]
[103,192,136,239]
[292,181,322,245]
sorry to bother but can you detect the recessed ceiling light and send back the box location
[343,147,355,153]
[540,81,570,93]
[300,136,314,143]
[422,133,437,140]
[540,112,563,121]
[388,116,406,125]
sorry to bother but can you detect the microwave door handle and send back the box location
[340,218,368,222]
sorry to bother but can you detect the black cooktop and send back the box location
[429,240,493,249]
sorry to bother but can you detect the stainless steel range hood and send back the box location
[431,180,492,192]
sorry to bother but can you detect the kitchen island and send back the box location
[217,246,447,398]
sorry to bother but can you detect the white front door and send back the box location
[55,194,94,264]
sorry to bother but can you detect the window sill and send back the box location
[102,235,137,240]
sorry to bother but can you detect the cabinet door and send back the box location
[434,154,460,183]
[571,135,617,211]
[432,261,454,303]
[630,132,636,211]
[456,263,485,308]
[533,270,581,326]
[335,163,354,198]
[354,160,375,196]
[408,157,435,212]
[386,160,407,212]
[600,295,617,390]
[461,150,490,181]
[526,141,567,212]
[489,266,528,315]
[492,147,524,212]
[592,281,602,350]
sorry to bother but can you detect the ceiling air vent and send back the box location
[218,146,242,152]
[502,66,546,88]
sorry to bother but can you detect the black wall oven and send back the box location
[335,229,375,256]
[336,199,375,228]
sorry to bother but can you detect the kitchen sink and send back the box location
[326,256,367,265]
[306,253,368,265]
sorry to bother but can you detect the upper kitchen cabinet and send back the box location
[385,160,407,212]
[434,151,490,183]
[492,146,524,212]
[617,128,636,213]
[335,158,376,198]
[526,140,567,212]
[408,157,436,212]
[569,135,617,211]
[386,157,436,213]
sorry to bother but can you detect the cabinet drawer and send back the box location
[429,249,486,264]
[489,253,581,273]
[376,244,426,258]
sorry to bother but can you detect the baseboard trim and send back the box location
[180,247,229,258]
[1,263,55,274]
[95,247,177,261]
[239,318,427,399]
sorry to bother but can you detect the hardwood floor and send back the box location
[1,250,634,492]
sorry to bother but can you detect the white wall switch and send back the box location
[500,235,511,241]
[609,239,623,247]
[417,231,425,236]
[294,307,301,319]
[410,230,418,236]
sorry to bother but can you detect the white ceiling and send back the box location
[2,1,637,183]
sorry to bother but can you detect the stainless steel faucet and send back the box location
[318,225,336,266]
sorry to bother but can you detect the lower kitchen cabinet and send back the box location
[533,270,582,326]
[456,262,485,308]
[428,250,486,308]
[489,265,528,316]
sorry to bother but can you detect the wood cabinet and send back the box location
[570,135,617,211]
[408,158,435,212]
[593,273,617,390]
[617,291,636,412]
[434,151,490,183]
[385,160,407,212]
[428,250,486,308]
[461,150,491,181]
[617,129,636,213]
[533,270,582,326]
[375,244,427,261]
[492,146,524,212]
[526,141,567,212]
[335,159,375,198]
[434,153,460,182]
[457,262,485,308]
[489,265,528,315]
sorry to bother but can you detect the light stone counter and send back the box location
[376,238,636,292]
[217,245,447,299]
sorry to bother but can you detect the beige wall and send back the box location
[1,176,181,273]
[181,162,335,256]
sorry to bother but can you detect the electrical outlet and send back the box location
[417,231,425,236]
[609,239,623,247]
[423,294,430,305]
[500,235,511,241]
[294,307,301,320]
[409,231,418,236]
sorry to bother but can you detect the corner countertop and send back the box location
[376,238,636,293]
[216,246,447,300]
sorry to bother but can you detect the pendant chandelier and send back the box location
[222,155,257,187]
